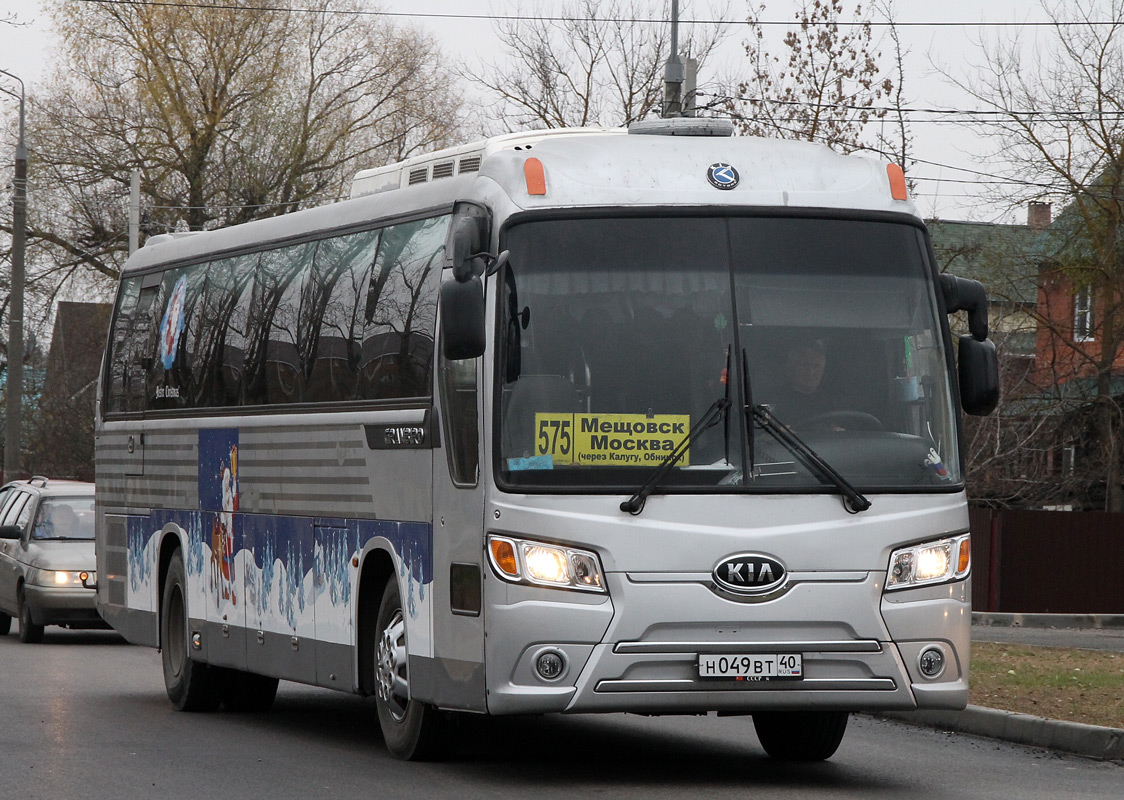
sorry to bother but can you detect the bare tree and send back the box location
[941,0,1124,510]
[461,0,731,131]
[4,0,465,289]
[729,0,892,153]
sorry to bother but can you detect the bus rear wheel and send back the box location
[161,550,222,712]
[752,710,848,761]
[374,578,443,760]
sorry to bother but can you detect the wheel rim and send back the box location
[376,609,409,721]
[166,584,186,680]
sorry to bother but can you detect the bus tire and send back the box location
[161,550,222,712]
[221,668,280,712]
[374,577,443,760]
[752,710,848,761]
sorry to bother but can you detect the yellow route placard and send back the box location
[533,413,690,466]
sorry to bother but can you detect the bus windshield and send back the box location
[496,215,961,493]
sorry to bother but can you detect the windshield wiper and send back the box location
[752,404,872,514]
[620,396,732,515]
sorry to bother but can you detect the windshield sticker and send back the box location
[923,447,950,480]
[508,454,554,471]
[533,413,690,466]
[159,274,188,370]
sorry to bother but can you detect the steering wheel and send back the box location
[804,410,884,432]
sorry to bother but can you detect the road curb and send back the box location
[973,612,1124,629]
[877,706,1124,761]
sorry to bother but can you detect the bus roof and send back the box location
[122,121,917,276]
[352,121,918,219]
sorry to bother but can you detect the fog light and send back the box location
[535,650,566,681]
[919,647,945,678]
[191,632,202,651]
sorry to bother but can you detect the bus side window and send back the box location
[105,275,144,413]
[196,253,257,409]
[243,242,316,406]
[361,215,447,401]
[304,229,380,403]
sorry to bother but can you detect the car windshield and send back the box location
[496,215,961,494]
[31,497,96,540]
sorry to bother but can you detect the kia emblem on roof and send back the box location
[712,553,787,595]
[707,163,740,190]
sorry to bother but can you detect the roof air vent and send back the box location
[408,166,429,185]
[458,155,482,174]
[432,161,455,179]
[628,117,735,137]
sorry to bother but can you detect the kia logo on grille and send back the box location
[712,553,787,594]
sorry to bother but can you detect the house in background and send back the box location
[30,301,112,481]
[927,203,1047,398]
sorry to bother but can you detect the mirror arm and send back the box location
[940,274,989,341]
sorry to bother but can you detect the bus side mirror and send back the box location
[940,274,989,341]
[0,524,21,540]
[446,203,490,282]
[441,277,486,360]
[958,335,999,415]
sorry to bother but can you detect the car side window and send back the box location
[0,492,29,528]
[0,488,16,522]
[12,495,34,534]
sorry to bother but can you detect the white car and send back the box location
[0,477,105,642]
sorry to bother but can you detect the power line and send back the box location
[68,0,1124,28]
[704,91,1124,123]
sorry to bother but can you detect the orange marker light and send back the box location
[524,157,547,196]
[957,537,971,574]
[887,163,908,201]
[489,538,519,577]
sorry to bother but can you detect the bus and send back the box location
[95,118,998,761]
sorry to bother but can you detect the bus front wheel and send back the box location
[374,578,443,760]
[753,710,849,761]
[161,550,222,712]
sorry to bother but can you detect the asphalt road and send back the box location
[972,624,1124,652]
[2,628,1121,800]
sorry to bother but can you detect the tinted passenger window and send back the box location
[361,217,446,400]
[105,276,145,413]
[304,230,381,403]
[102,215,448,414]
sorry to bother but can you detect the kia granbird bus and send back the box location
[94,118,998,761]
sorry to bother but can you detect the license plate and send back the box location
[698,653,803,680]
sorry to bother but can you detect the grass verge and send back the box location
[970,642,1124,730]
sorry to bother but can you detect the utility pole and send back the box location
[129,169,140,255]
[1,69,26,483]
[662,1,698,118]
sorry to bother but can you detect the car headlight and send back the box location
[29,569,93,587]
[886,534,970,591]
[487,535,606,593]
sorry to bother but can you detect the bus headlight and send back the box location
[886,534,970,591]
[488,535,606,593]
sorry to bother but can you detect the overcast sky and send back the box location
[0,0,1074,224]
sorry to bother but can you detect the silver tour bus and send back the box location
[95,119,998,761]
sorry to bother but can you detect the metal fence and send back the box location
[969,508,1124,613]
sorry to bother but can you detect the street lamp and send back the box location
[0,68,27,483]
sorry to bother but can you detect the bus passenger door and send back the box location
[428,345,487,711]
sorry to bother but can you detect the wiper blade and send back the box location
[752,404,872,514]
[620,397,731,515]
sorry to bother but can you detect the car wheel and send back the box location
[0,611,12,636]
[220,668,280,712]
[161,550,222,712]
[753,710,849,761]
[374,578,444,760]
[18,589,45,644]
